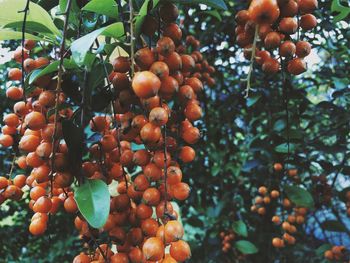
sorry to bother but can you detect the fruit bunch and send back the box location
[0,1,216,262]
[235,0,318,76]
[324,246,348,261]
[251,186,280,216]
[219,230,236,253]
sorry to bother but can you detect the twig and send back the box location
[19,0,30,102]
[244,25,259,98]
[129,0,135,76]
[49,0,74,196]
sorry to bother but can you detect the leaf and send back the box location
[284,185,314,208]
[275,143,296,153]
[273,119,286,132]
[135,0,160,36]
[62,119,84,165]
[234,240,258,254]
[0,29,41,41]
[246,95,261,107]
[29,59,78,85]
[82,0,119,19]
[59,0,81,27]
[331,0,350,22]
[75,179,110,229]
[175,0,228,10]
[321,220,347,232]
[316,244,332,257]
[71,22,124,65]
[0,0,60,38]
[232,220,248,237]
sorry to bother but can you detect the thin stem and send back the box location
[7,155,17,178]
[129,0,135,76]
[244,25,259,98]
[49,0,74,196]
[20,0,30,103]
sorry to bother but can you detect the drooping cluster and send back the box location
[0,2,216,262]
[235,0,318,75]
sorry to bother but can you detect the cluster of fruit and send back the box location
[251,186,280,215]
[235,0,318,75]
[0,1,216,262]
[219,230,236,253]
[324,246,348,261]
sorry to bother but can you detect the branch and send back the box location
[129,0,135,76]
[19,0,30,102]
[49,0,74,195]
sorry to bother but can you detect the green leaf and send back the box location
[71,22,124,65]
[75,179,110,229]
[284,185,314,208]
[0,0,60,38]
[201,10,222,21]
[232,220,248,237]
[234,240,258,254]
[316,244,332,257]
[246,95,261,107]
[135,0,160,36]
[0,29,41,41]
[59,0,81,27]
[29,59,78,85]
[82,0,119,19]
[331,0,350,22]
[275,143,296,153]
[273,119,286,132]
[321,220,347,232]
[175,0,228,10]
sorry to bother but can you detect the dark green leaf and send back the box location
[285,185,314,208]
[234,240,258,254]
[316,244,332,257]
[321,220,347,232]
[75,179,110,229]
[275,143,296,153]
[176,0,227,10]
[232,220,248,237]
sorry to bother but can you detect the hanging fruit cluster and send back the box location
[0,1,216,262]
[235,0,318,76]
[324,246,349,261]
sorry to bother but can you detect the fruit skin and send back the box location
[170,240,191,262]
[300,14,317,30]
[248,0,280,25]
[132,71,161,99]
[287,58,307,75]
[142,237,164,261]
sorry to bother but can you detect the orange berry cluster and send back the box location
[251,186,280,215]
[0,2,216,262]
[235,0,318,75]
[219,230,236,253]
[324,246,348,261]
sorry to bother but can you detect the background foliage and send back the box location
[0,0,350,262]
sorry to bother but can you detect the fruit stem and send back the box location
[244,24,259,98]
[49,0,73,195]
[129,0,135,77]
[20,0,30,103]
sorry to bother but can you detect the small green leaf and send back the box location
[285,185,314,209]
[232,220,248,237]
[75,179,110,229]
[0,29,41,41]
[82,0,119,19]
[321,220,347,232]
[331,0,350,22]
[71,22,124,65]
[234,240,258,254]
[29,59,78,85]
[176,0,227,10]
[275,143,296,153]
[246,95,261,107]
